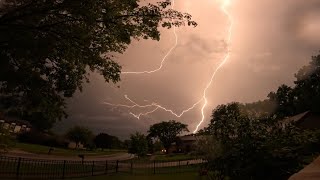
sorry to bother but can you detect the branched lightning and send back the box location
[103,0,233,133]
[103,95,203,119]
[121,0,178,74]
[194,0,233,133]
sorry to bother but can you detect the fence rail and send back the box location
[0,156,204,179]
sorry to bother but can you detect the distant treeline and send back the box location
[240,53,320,119]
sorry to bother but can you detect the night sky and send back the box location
[54,0,320,139]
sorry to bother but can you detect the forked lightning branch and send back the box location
[103,0,234,133]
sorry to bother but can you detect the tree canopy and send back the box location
[93,133,121,150]
[128,132,148,157]
[238,52,320,120]
[148,120,188,152]
[195,52,320,179]
[0,0,197,129]
[198,103,320,180]
[204,102,246,142]
[65,126,92,148]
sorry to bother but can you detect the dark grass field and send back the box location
[75,172,203,180]
[14,143,126,156]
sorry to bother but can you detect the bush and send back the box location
[198,103,320,180]
[0,126,15,153]
[128,132,148,157]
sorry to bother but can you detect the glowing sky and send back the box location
[55,0,320,139]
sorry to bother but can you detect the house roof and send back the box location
[282,111,310,125]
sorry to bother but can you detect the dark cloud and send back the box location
[55,0,320,139]
[285,0,320,47]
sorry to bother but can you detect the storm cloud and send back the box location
[54,0,320,139]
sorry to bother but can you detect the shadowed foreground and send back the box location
[290,156,320,180]
[0,155,203,179]
[75,172,200,180]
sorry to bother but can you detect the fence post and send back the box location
[116,160,119,173]
[130,160,133,174]
[62,160,66,179]
[178,160,181,173]
[16,157,21,179]
[91,161,95,176]
[153,160,156,174]
[105,160,108,174]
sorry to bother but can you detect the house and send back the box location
[168,135,197,153]
[285,111,320,179]
[281,111,320,129]
[0,115,32,134]
[67,141,84,149]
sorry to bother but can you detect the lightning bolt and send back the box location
[103,0,234,133]
[103,95,203,119]
[194,0,233,133]
[121,0,178,74]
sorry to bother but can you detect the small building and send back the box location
[67,141,84,149]
[281,111,320,129]
[284,111,320,179]
[168,135,197,153]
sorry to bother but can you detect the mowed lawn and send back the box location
[153,154,197,162]
[76,172,201,180]
[14,143,126,156]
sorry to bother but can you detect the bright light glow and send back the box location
[103,0,234,133]
[194,0,233,133]
[220,0,231,7]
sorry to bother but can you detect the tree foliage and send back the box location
[0,0,197,130]
[128,132,148,157]
[204,102,249,142]
[148,120,188,152]
[294,53,320,113]
[198,103,320,180]
[93,133,121,150]
[0,126,15,153]
[65,126,92,148]
[239,52,320,120]
[239,100,277,119]
[266,53,320,118]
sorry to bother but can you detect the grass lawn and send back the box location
[14,143,126,156]
[1,155,201,179]
[153,154,197,162]
[125,154,198,163]
[76,172,201,180]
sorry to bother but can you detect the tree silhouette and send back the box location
[66,126,92,148]
[0,0,197,129]
[148,120,188,153]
